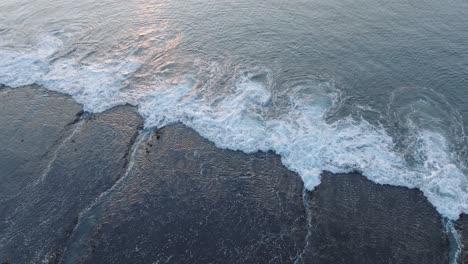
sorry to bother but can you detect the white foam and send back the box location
[1,33,467,220]
[0,32,145,112]
[139,73,468,219]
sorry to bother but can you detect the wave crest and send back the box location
[1,32,467,220]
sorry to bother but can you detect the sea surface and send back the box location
[1,0,467,219]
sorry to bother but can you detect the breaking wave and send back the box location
[0,32,467,220]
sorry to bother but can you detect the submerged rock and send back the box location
[0,86,83,199]
[301,172,450,264]
[458,214,468,264]
[60,124,307,264]
[60,124,451,264]
[0,87,143,264]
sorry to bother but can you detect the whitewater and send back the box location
[0,27,467,221]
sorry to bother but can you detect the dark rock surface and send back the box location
[60,125,307,264]
[0,87,143,264]
[458,214,468,264]
[302,172,450,264]
[0,86,454,264]
[62,125,450,264]
[0,86,83,199]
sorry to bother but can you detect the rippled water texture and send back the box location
[1,0,468,219]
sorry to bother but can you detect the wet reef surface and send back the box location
[0,87,457,264]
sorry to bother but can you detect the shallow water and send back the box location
[0,0,467,219]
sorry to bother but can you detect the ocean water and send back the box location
[0,0,467,219]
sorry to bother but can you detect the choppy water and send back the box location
[1,0,467,219]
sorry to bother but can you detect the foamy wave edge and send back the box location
[1,34,467,220]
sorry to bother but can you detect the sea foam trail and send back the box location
[0,34,467,220]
